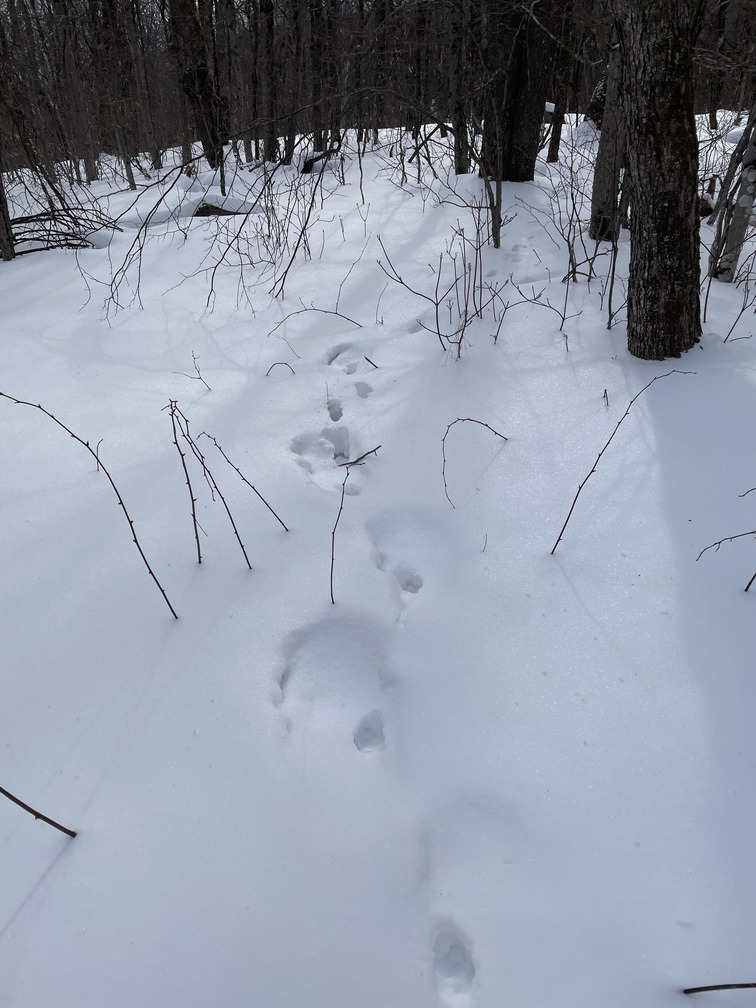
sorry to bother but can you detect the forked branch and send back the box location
[170,404,252,568]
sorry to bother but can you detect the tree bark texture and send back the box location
[449,0,472,175]
[167,0,225,168]
[482,0,560,184]
[257,0,278,161]
[0,134,14,261]
[589,38,625,242]
[613,0,705,360]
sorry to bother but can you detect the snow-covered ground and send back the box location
[2,119,756,1008]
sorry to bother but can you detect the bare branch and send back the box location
[0,784,76,838]
[684,985,756,995]
[0,391,178,619]
[551,371,694,554]
[441,419,509,508]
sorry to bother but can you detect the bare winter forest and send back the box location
[4,4,756,1008]
[1,0,756,358]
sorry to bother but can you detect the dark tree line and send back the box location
[0,0,602,182]
[1,0,755,360]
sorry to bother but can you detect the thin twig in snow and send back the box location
[441,418,509,508]
[199,433,290,532]
[0,784,77,838]
[0,391,178,619]
[551,371,694,554]
[683,985,756,994]
[330,446,382,603]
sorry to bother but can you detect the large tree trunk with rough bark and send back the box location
[613,0,705,360]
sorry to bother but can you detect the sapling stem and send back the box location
[551,371,694,554]
[0,784,76,837]
[199,432,290,532]
[167,401,202,563]
[171,405,252,569]
[330,445,382,603]
[330,469,350,605]
[0,391,178,619]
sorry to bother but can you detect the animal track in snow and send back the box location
[366,510,443,610]
[325,343,361,374]
[290,427,352,491]
[354,382,373,399]
[372,549,424,597]
[366,507,462,611]
[325,342,352,365]
[391,565,423,595]
[417,798,515,1007]
[433,923,476,1000]
[353,709,385,752]
[276,616,389,751]
[327,399,343,421]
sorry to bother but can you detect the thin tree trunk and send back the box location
[589,38,625,241]
[167,0,224,169]
[258,0,279,161]
[0,134,15,261]
[709,98,756,282]
[449,0,471,175]
[546,2,580,164]
[546,100,565,163]
[499,0,560,183]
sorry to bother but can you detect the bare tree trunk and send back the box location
[589,37,625,241]
[119,134,137,190]
[709,98,756,282]
[0,134,15,261]
[546,99,565,163]
[499,0,561,182]
[613,0,705,360]
[167,0,225,169]
[449,0,472,174]
[546,1,584,165]
[257,0,279,161]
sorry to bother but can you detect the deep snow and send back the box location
[1,118,756,1008]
